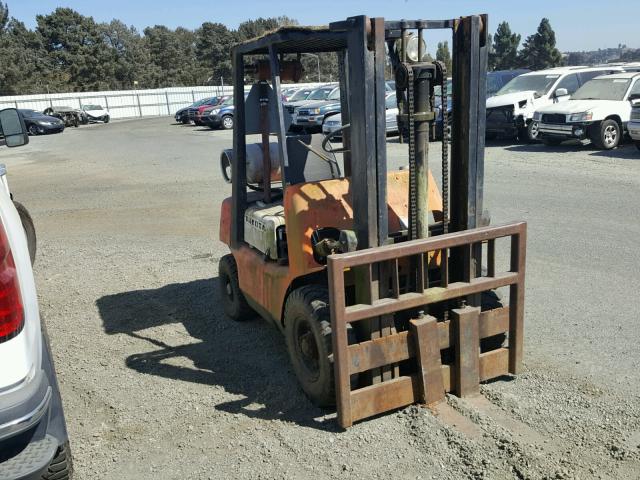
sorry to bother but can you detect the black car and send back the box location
[18,110,65,136]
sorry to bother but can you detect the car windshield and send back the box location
[496,74,560,96]
[487,73,506,96]
[290,89,311,101]
[571,78,632,101]
[83,105,102,110]
[327,88,340,101]
[220,96,234,106]
[308,89,332,100]
[18,109,38,117]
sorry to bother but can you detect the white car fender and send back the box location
[0,170,41,390]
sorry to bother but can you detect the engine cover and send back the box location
[244,202,286,260]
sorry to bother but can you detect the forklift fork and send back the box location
[328,222,526,428]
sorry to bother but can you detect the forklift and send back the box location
[218,15,527,428]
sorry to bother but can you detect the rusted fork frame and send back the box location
[327,222,527,428]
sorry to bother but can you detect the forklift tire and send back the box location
[218,254,253,321]
[480,290,506,352]
[42,441,73,480]
[284,285,337,407]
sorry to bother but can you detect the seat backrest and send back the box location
[285,134,340,185]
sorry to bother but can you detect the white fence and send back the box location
[0,83,327,120]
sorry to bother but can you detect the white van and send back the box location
[486,66,624,141]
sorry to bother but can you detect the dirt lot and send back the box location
[3,118,640,479]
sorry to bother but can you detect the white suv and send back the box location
[534,72,640,149]
[628,100,640,150]
[0,109,72,480]
[486,66,624,141]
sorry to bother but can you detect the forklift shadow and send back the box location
[96,278,339,431]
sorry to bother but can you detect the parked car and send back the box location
[42,106,88,127]
[0,108,73,480]
[17,110,64,136]
[284,86,332,116]
[80,104,110,123]
[323,92,399,137]
[486,69,530,98]
[202,95,236,130]
[187,97,221,125]
[534,72,640,149]
[292,87,341,132]
[486,66,624,141]
[628,100,640,150]
[174,100,203,124]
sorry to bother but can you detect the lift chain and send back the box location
[406,64,417,241]
[434,60,449,235]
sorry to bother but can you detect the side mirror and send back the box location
[554,88,569,98]
[0,108,29,148]
[628,93,640,102]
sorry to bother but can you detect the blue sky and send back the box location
[7,0,640,53]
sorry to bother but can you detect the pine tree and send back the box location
[517,18,563,70]
[489,22,521,70]
[436,41,452,73]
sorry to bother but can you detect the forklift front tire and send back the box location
[219,254,254,321]
[284,285,336,407]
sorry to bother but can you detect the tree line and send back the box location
[0,2,337,95]
[0,3,625,97]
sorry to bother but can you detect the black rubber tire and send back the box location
[518,121,538,143]
[42,441,73,480]
[13,201,36,266]
[591,119,620,150]
[28,124,39,136]
[480,290,506,352]
[221,115,234,130]
[541,137,562,146]
[218,254,253,321]
[284,285,337,407]
[635,141,640,151]
[181,117,190,125]
[103,115,110,124]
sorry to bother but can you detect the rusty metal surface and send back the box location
[410,315,446,405]
[328,221,526,428]
[452,306,481,397]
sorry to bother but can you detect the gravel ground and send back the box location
[3,118,640,479]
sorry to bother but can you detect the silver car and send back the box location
[323,93,398,136]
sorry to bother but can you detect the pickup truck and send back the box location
[486,66,624,141]
[534,72,640,149]
[0,108,72,480]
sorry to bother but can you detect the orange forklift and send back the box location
[218,15,527,428]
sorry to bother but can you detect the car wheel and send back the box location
[221,115,234,130]
[635,140,640,151]
[28,124,39,136]
[591,119,620,150]
[13,201,36,266]
[519,121,539,143]
[103,115,110,123]
[181,117,190,125]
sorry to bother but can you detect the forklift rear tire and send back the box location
[219,254,254,321]
[284,285,337,407]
